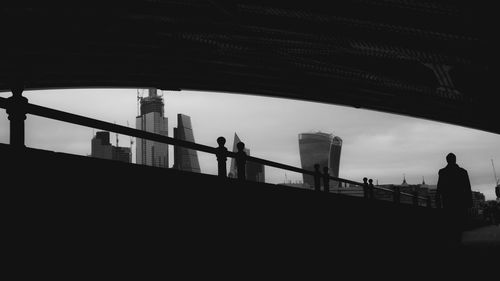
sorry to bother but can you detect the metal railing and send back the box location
[0,89,433,208]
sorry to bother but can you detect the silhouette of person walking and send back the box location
[436,153,473,248]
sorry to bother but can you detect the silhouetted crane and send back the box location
[492,160,500,199]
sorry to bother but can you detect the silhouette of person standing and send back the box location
[436,153,473,247]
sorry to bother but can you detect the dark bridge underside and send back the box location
[0,2,495,133]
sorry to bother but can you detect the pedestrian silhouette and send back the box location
[436,153,473,248]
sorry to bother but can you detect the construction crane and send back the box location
[493,159,500,199]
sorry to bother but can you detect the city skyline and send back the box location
[0,88,499,200]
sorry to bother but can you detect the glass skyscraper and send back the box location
[298,132,342,188]
[135,88,169,168]
[173,114,200,173]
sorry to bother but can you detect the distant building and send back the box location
[113,146,132,163]
[375,177,437,206]
[173,114,200,173]
[136,88,168,168]
[471,191,486,216]
[228,133,265,182]
[91,131,113,160]
[91,131,131,163]
[298,132,342,188]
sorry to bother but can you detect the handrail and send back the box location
[0,96,217,154]
[400,191,427,201]
[246,155,315,177]
[1,95,429,205]
[0,96,349,182]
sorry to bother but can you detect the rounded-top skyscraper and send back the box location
[298,132,342,188]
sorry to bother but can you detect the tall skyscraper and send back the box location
[330,136,342,181]
[173,114,200,173]
[298,132,342,188]
[136,88,169,168]
[91,131,131,163]
[228,133,265,182]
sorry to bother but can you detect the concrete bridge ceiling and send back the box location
[0,2,495,133]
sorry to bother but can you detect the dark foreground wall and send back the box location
[2,144,488,276]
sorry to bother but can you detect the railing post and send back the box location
[7,84,27,148]
[368,179,375,199]
[313,164,321,191]
[322,167,329,193]
[216,137,228,178]
[393,186,400,204]
[236,142,247,180]
[426,196,432,208]
[362,177,369,198]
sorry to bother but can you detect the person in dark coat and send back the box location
[436,153,473,248]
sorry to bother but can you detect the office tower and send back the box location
[173,114,200,173]
[329,136,342,180]
[112,146,132,163]
[136,88,169,168]
[91,131,131,163]
[298,132,342,188]
[228,133,265,182]
[91,131,113,160]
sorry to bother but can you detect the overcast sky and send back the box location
[1,88,499,200]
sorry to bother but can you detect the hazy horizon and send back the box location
[1,88,499,200]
